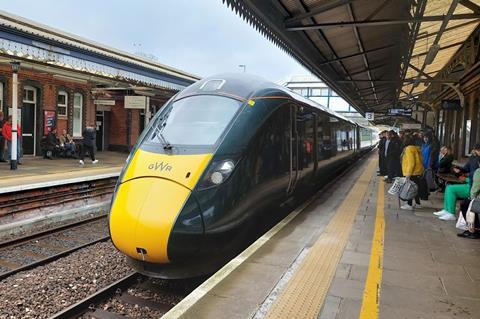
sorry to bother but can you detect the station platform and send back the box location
[0,151,126,193]
[0,151,126,240]
[165,154,480,319]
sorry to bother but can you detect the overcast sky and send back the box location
[1,0,309,82]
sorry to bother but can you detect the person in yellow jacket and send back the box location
[401,136,425,210]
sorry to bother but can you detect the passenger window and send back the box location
[298,111,315,170]
[317,113,334,161]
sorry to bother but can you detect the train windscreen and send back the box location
[148,95,242,147]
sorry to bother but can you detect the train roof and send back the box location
[176,73,358,126]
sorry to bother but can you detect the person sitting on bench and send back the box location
[44,127,61,159]
[59,129,76,156]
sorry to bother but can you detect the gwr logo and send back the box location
[148,161,173,172]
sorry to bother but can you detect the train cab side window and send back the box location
[250,106,291,183]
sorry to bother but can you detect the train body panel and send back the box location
[109,74,376,278]
[110,177,192,263]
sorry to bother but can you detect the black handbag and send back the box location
[469,198,480,214]
[424,168,438,191]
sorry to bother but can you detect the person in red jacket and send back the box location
[1,116,22,164]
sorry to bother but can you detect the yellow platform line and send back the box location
[265,158,377,319]
[358,179,385,319]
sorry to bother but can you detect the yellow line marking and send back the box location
[359,178,385,319]
[265,159,377,319]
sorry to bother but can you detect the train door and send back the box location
[287,104,299,195]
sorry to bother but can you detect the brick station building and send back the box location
[0,10,199,156]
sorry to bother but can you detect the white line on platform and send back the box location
[0,172,120,194]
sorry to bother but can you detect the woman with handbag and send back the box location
[400,136,424,210]
[457,167,480,239]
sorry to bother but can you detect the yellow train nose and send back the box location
[109,177,191,263]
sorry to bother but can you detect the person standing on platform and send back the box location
[0,112,5,162]
[400,135,425,210]
[79,123,98,165]
[378,131,387,176]
[421,132,440,171]
[385,130,402,183]
[1,115,22,165]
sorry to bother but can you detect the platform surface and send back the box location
[0,151,126,192]
[168,154,480,319]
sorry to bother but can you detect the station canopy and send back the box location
[223,0,480,122]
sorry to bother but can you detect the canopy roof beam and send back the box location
[417,19,479,40]
[460,0,480,14]
[394,0,427,106]
[408,63,434,80]
[407,0,459,97]
[337,78,458,83]
[284,0,357,25]
[346,2,378,103]
[319,44,396,66]
[286,13,479,30]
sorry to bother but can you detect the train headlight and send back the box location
[198,160,235,189]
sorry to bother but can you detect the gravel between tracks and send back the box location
[0,241,131,319]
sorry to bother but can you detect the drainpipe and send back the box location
[10,61,20,170]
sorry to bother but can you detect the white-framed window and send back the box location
[24,86,36,103]
[73,93,83,137]
[57,91,68,117]
[0,82,3,109]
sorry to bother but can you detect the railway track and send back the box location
[50,272,201,319]
[0,216,110,280]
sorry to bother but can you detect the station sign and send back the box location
[94,99,116,106]
[401,123,422,130]
[387,108,412,116]
[96,104,112,112]
[125,96,150,109]
[365,112,374,121]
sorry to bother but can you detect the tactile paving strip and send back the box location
[266,159,377,319]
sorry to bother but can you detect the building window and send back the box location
[57,91,68,117]
[73,93,83,137]
[0,82,3,109]
[24,87,36,103]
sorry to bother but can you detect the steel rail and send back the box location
[48,272,141,319]
[0,235,110,281]
[0,215,110,281]
[0,214,107,249]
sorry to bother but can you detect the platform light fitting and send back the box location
[424,44,440,65]
[10,61,20,73]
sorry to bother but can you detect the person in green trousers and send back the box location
[434,180,470,220]
[435,144,480,220]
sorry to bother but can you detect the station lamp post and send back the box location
[10,61,20,170]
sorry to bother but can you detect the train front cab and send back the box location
[109,94,243,278]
